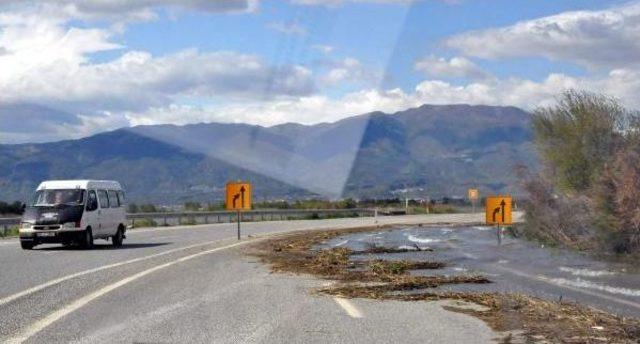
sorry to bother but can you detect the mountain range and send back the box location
[0,104,537,203]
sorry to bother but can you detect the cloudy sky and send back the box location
[0,0,637,143]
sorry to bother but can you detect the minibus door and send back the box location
[85,190,100,235]
[97,190,111,236]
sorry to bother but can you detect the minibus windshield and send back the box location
[30,189,85,207]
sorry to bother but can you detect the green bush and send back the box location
[132,218,157,228]
[0,226,19,238]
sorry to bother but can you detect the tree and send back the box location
[127,203,139,213]
[527,89,640,252]
[531,90,632,193]
[139,204,158,213]
[184,202,201,211]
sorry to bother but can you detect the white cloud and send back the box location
[4,0,640,145]
[1,48,315,112]
[321,57,377,86]
[122,67,640,131]
[0,1,258,22]
[267,21,307,35]
[445,2,640,69]
[125,88,414,128]
[0,9,316,142]
[0,14,316,113]
[414,55,492,80]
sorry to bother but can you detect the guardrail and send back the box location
[0,208,376,234]
[127,208,375,227]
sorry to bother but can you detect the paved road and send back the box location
[0,213,505,344]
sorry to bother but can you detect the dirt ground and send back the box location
[249,225,640,343]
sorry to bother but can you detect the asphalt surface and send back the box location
[0,213,505,344]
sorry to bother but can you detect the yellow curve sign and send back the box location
[485,196,512,225]
[226,182,251,211]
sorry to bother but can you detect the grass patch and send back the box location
[0,226,18,238]
[131,218,157,228]
[249,226,640,344]
[180,217,197,226]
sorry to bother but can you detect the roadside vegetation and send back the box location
[0,226,18,238]
[523,90,640,254]
[251,226,640,343]
[126,198,463,215]
[0,201,25,216]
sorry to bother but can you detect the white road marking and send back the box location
[333,297,363,318]
[0,239,230,307]
[6,240,249,344]
[0,224,371,306]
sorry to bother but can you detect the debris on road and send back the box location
[250,225,640,344]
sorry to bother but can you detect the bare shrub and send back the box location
[597,147,640,252]
[521,171,597,250]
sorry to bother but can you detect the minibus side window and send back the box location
[108,190,119,208]
[98,190,109,209]
[117,191,125,207]
[86,190,98,211]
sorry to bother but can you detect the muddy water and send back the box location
[323,225,640,318]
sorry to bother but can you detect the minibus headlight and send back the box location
[20,222,32,229]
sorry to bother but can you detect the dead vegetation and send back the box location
[250,226,640,343]
[364,259,445,275]
[353,242,433,254]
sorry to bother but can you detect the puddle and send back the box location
[558,266,616,277]
[547,277,640,297]
[406,234,441,244]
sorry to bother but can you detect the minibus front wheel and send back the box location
[20,241,35,250]
[80,227,94,249]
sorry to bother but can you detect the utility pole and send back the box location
[405,196,409,214]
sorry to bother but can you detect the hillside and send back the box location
[0,104,536,203]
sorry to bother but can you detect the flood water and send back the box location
[322,225,640,318]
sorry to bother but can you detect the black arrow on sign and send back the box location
[240,186,246,208]
[500,199,506,223]
[232,193,240,208]
[492,206,500,223]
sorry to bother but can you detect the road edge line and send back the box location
[6,240,249,344]
[0,239,232,307]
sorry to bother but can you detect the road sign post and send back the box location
[237,209,241,240]
[468,188,479,213]
[226,182,252,240]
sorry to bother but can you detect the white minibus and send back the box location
[19,180,127,250]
